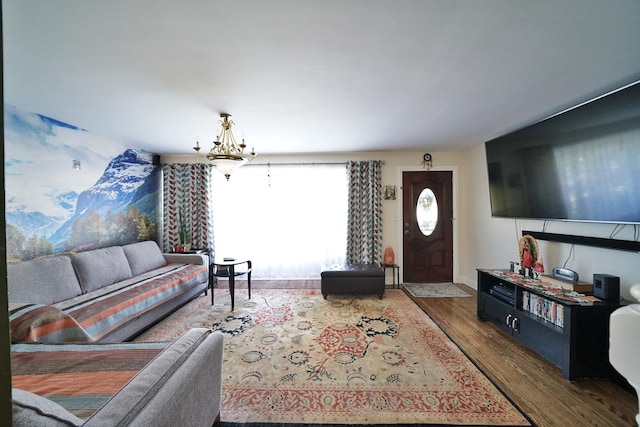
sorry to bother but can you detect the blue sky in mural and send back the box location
[4,104,129,217]
[4,104,157,257]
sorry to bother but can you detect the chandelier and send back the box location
[193,113,256,180]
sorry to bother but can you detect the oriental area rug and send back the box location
[135,289,531,426]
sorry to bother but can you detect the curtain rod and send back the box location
[248,162,346,166]
[247,160,385,166]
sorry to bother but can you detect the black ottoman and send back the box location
[321,263,385,299]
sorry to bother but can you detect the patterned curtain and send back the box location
[162,163,214,253]
[346,160,383,264]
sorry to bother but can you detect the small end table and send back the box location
[211,259,252,311]
[381,263,400,289]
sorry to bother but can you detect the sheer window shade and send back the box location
[211,163,347,279]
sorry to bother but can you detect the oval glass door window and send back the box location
[416,188,438,236]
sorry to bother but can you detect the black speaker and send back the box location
[593,274,620,300]
[153,155,161,166]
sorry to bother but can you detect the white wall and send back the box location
[165,146,640,300]
[164,150,466,281]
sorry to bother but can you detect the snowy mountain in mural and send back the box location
[5,190,77,240]
[54,191,80,214]
[4,104,159,261]
[5,210,66,241]
[75,149,154,218]
[49,149,158,250]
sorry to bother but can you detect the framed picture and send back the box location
[383,185,397,200]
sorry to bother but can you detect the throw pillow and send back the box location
[122,241,167,276]
[72,246,133,293]
[12,388,82,426]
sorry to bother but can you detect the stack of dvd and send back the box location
[522,290,564,328]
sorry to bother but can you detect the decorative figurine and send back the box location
[384,247,395,265]
[518,234,540,277]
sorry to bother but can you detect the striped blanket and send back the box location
[9,263,207,343]
[12,341,167,420]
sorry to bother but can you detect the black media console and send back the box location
[477,269,625,380]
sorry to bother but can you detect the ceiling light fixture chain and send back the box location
[193,113,256,180]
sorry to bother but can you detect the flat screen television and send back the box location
[485,80,640,224]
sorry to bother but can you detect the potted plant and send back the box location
[177,208,191,252]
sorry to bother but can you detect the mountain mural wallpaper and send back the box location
[4,104,160,262]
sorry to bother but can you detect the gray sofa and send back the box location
[8,240,209,343]
[12,328,224,426]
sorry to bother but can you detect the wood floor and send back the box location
[245,279,639,426]
[409,283,638,427]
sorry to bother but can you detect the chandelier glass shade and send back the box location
[193,113,256,180]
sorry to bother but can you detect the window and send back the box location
[211,163,347,279]
[416,188,438,236]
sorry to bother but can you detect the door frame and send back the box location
[395,165,459,284]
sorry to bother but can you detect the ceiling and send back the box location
[4,1,640,156]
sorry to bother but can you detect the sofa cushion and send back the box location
[9,304,92,343]
[7,256,82,305]
[63,264,208,343]
[123,241,167,276]
[85,329,222,426]
[12,388,83,427]
[72,246,133,293]
[12,341,168,419]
